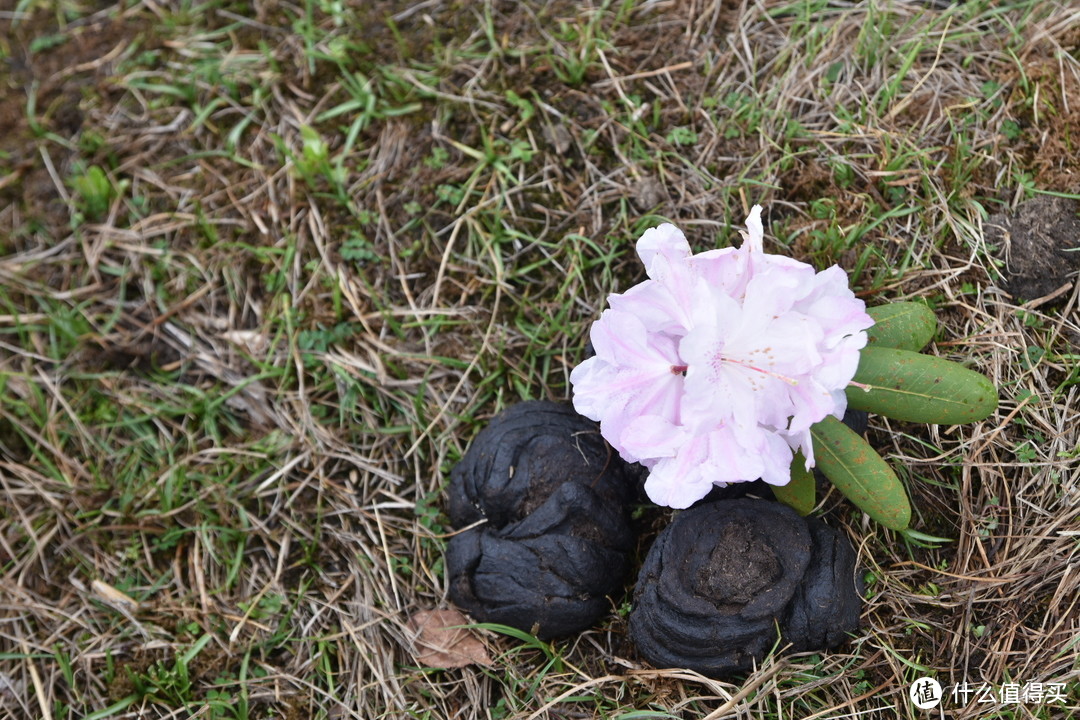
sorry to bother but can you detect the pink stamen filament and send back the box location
[723,357,799,386]
[674,359,800,386]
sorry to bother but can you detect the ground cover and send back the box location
[0,0,1078,718]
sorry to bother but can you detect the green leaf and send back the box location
[70,165,116,220]
[505,89,535,123]
[847,347,998,424]
[866,302,937,351]
[811,416,910,530]
[773,452,816,515]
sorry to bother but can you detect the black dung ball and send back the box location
[446,401,636,640]
[841,408,869,436]
[629,499,860,677]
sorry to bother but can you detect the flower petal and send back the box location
[620,415,685,461]
[636,223,690,274]
[570,206,873,508]
[740,205,764,254]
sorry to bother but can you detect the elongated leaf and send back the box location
[772,452,816,516]
[811,416,911,530]
[866,302,937,351]
[847,347,997,424]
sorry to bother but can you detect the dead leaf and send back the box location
[543,122,572,155]
[406,608,492,669]
[219,329,270,355]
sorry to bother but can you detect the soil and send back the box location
[0,11,156,241]
[1005,53,1080,195]
[986,195,1080,303]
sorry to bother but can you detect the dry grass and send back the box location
[1,0,1078,718]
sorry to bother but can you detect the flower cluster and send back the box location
[570,207,873,509]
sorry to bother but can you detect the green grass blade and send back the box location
[772,451,816,516]
[178,632,213,667]
[83,697,137,720]
[811,416,911,530]
[866,302,937,351]
[465,623,555,660]
[847,347,998,424]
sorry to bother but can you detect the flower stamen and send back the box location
[719,357,800,386]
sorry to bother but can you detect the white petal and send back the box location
[742,205,764,254]
[609,278,693,336]
[589,309,670,370]
[569,356,616,421]
[693,246,749,298]
[643,436,714,508]
[758,432,795,486]
[783,427,815,469]
[702,424,765,484]
[636,223,689,275]
[619,415,685,460]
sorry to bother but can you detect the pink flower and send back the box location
[570,206,873,509]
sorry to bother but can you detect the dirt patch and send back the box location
[986,195,1080,303]
[1001,48,1080,194]
[106,647,171,703]
[104,643,233,704]
[0,10,156,238]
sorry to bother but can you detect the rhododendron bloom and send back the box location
[570,206,874,509]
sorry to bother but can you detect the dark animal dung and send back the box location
[629,499,860,677]
[446,402,636,640]
[841,408,869,437]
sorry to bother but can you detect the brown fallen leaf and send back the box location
[406,608,492,669]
